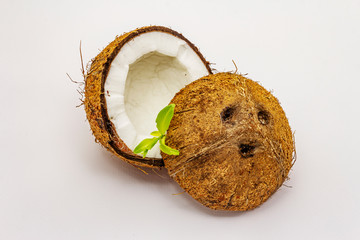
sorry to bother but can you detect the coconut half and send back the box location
[84,26,212,167]
[162,73,294,211]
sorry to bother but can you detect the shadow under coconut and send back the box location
[97,149,172,184]
[184,190,294,217]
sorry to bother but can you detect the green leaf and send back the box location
[150,131,162,137]
[156,104,175,135]
[132,104,179,158]
[142,150,149,158]
[133,137,159,157]
[159,136,179,156]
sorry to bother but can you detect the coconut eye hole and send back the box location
[221,106,235,123]
[258,110,270,125]
[239,144,256,158]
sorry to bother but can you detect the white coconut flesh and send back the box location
[105,32,209,158]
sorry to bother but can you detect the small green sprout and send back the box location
[133,104,180,158]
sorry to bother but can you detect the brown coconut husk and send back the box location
[84,26,212,168]
[162,72,295,211]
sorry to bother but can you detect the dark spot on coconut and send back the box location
[221,106,236,123]
[96,118,105,129]
[218,195,226,202]
[258,110,270,125]
[239,144,256,158]
[250,162,255,169]
[199,132,204,139]
[200,171,211,181]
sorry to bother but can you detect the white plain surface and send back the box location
[1,0,359,239]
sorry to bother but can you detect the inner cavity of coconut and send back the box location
[105,31,209,158]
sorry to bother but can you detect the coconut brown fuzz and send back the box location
[162,73,294,211]
[84,26,212,168]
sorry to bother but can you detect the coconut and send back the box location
[84,26,212,167]
[162,73,294,211]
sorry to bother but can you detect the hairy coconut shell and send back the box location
[84,26,212,168]
[162,73,294,211]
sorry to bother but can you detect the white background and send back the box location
[1,0,359,239]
